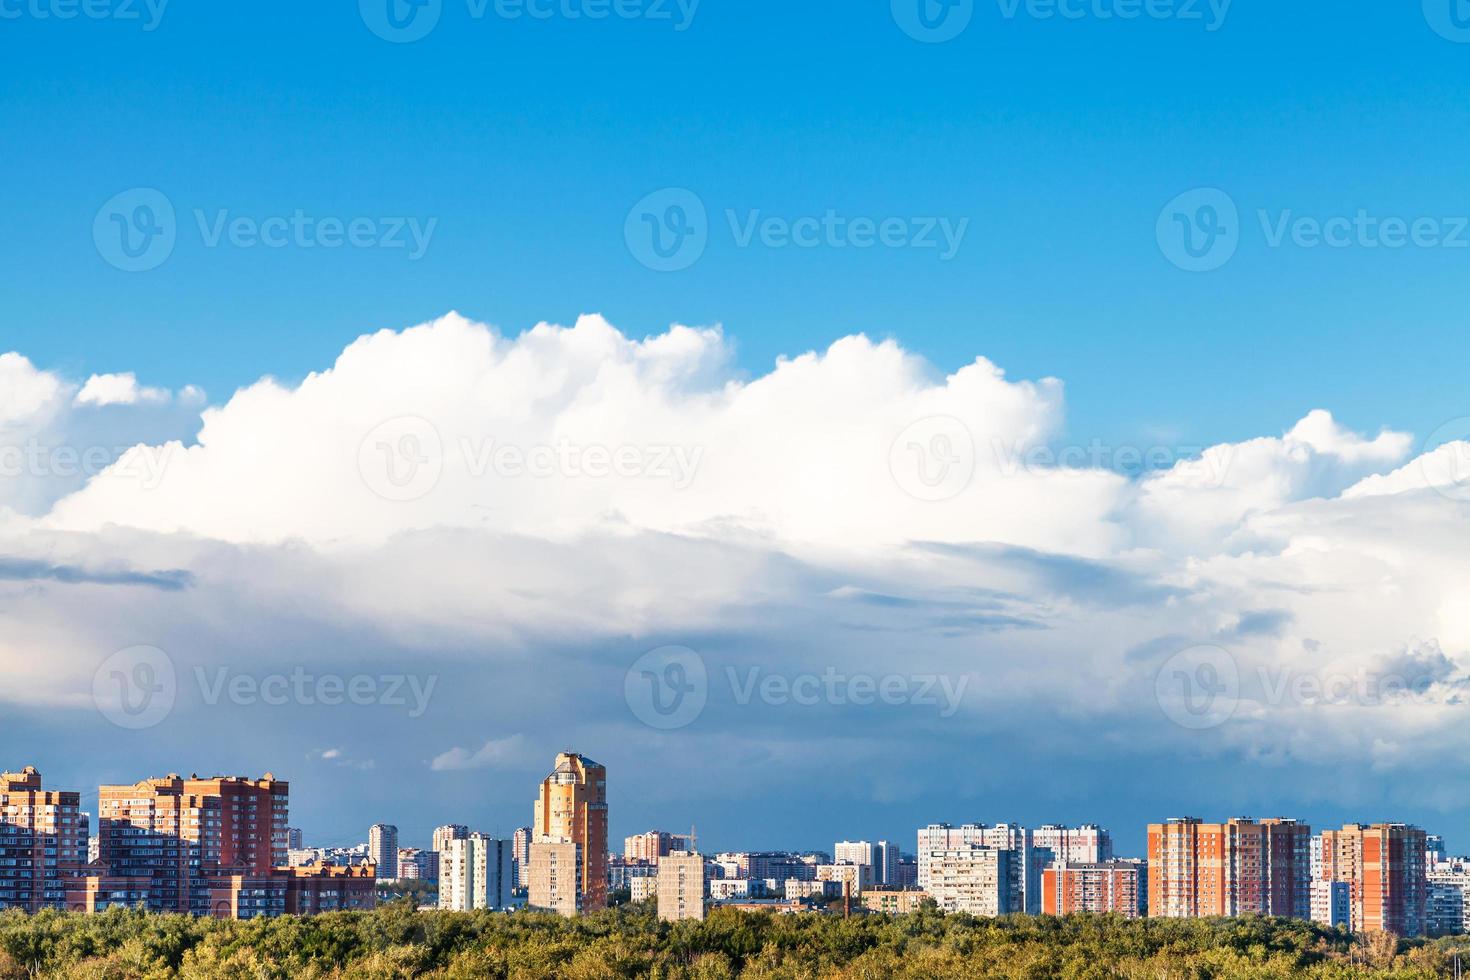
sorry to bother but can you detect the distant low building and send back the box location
[861,889,930,915]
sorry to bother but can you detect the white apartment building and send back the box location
[368,824,399,880]
[926,846,1011,916]
[1311,879,1350,929]
[1428,864,1470,935]
[834,840,902,886]
[439,834,516,912]
[1033,825,1113,864]
[917,823,1041,913]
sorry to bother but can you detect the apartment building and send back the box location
[369,824,399,880]
[97,773,289,916]
[1427,863,1470,935]
[0,767,87,912]
[1312,879,1351,929]
[512,826,532,888]
[280,864,377,914]
[625,830,693,863]
[1319,823,1428,936]
[816,861,875,895]
[916,823,1041,913]
[439,833,516,911]
[397,847,439,882]
[925,846,1011,916]
[656,851,706,922]
[862,889,931,914]
[1034,825,1114,864]
[1147,817,1310,919]
[1041,861,1144,916]
[532,753,607,913]
[528,838,583,916]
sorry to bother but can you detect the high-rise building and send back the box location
[369,825,399,880]
[625,830,693,863]
[1041,861,1143,916]
[657,851,706,921]
[98,772,289,916]
[1427,862,1470,935]
[286,827,304,851]
[432,824,469,855]
[874,841,901,886]
[916,824,1042,913]
[439,834,516,911]
[532,752,607,913]
[1318,823,1428,936]
[512,826,532,888]
[1147,817,1311,919]
[1033,825,1114,865]
[527,838,583,916]
[925,846,1011,916]
[1427,835,1448,869]
[0,767,87,912]
[833,840,876,870]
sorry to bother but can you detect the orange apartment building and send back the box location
[278,864,378,915]
[1318,823,1428,936]
[530,752,608,914]
[1148,817,1310,919]
[98,772,291,916]
[1042,861,1145,917]
[0,768,88,912]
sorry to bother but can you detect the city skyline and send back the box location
[6,2,1470,870]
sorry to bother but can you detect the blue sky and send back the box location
[6,2,1470,857]
[5,1,1470,450]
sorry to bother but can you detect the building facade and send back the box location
[656,851,706,921]
[625,830,693,863]
[1041,861,1144,916]
[369,824,399,880]
[439,834,516,911]
[1318,823,1428,936]
[1033,825,1114,864]
[528,838,583,916]
[532,752,608,913]
[0,768,87,913]
[1147,817,1311,919]
[925,846,1010,916]
[98,773,289,916]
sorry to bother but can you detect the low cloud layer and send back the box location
[4,313,1470,851]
